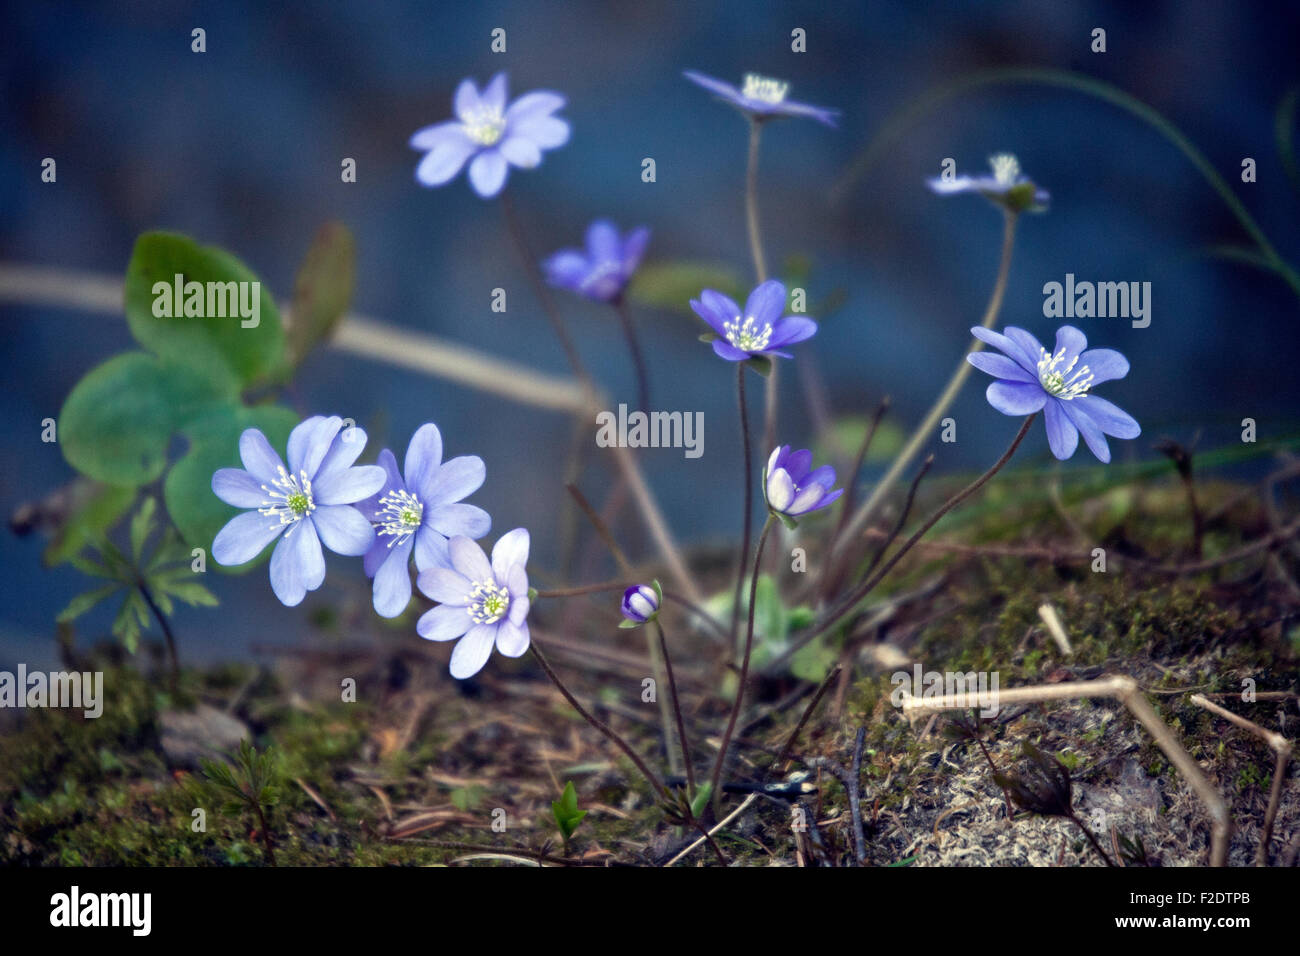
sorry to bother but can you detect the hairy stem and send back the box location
[710,514,775,812]
[654,620,695,793]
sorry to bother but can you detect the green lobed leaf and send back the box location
[59,351,237,486]
[56,583,123,623]
[129,497,157,563]
[164,403,299,557]
[627,261,744,314]
[43,482,136,567]
[124,232,285,385]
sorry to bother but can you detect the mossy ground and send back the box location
[3,469,1298,866]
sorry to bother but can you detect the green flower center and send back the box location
[259,467,315,529]
[376,489,424,547]
[724,315,773,353]
[468,582,510,625]
[1037,347,1094,400]
[463,107,506,146]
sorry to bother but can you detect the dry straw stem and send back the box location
[1189,694,1293,866]
[902,675,1232,866]
[1036,602,1073,657]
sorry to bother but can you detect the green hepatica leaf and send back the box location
[43,481,136,567]
[124,232,285,385]
[627,261,744,314]
[165,403,298,559]
[287,222,356,366]
[59,351,238,486]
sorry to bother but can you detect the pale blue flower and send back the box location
[212,416,385,607]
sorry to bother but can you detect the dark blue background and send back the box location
[3,0,1298,665]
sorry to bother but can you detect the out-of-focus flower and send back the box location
[543,220,651,303]
[967,325,1139,462]
[619,581,662,628]
[409,73,569,198]
[926,153,1049,214]
[416,529,531,679]
[358,423,490,618]
[764,445,843,523]
[683,70,839,127]
[212,416,385,607]
[692,280,817,363]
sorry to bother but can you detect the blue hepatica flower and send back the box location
[212,416,386,607]
[926,153,1050,214]
[683,70,839,127]
[764,446,843,522]
[543,220,651,303]
[358,423,491,618]
[692,279,817,362]
[416,529,531,679]
[409,72,569,199]
[619,582,661,628]
[968,325,1140,462]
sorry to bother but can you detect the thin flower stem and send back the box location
[536,581,625,598]
[745,118,781,458]
[654,620,695,793]
[253,801,277,867]
[613,297,651,413]
[500,192,590,385]
[835,210,1019,556]
[731,364,755,649]
[859,453,934,583]
[819,396,891,599]
[804,414,1035,654]
[710,513,776,813]
[530,639,666,799]
[1068,812,1117,867]
[136,579,179,695]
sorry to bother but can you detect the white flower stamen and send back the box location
[724,315,774,353]
[742,73,789,104]
[259,466,315,534]
[990,153,1021,186]
[462,106,506,146]
[376,489,424,548]
[1037,346,1094,400]
[467,581,510,625]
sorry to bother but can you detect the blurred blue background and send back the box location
[3,0,1298,666]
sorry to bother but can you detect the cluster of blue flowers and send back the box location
[212,416,526,680]
[212,68,1141,676]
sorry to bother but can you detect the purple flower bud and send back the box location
[620,584,660,625]
[764,446,843,521]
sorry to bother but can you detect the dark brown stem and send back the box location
[768,665,841,779]
[731,364,754,651]
[137,579,179,695]
[786,414,1036,666]
[819,397,892,600]
[530,639,665,799]
[654,620,695,793]
[253,801,277,866]
[710,514,775,812]
[859,453,934,583]
[613,297,651,413]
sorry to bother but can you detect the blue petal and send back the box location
[468,149,509,198]
[403,424,444,498]
[1072,395,1140,439]
[496,619,530,658]
[409,120,465,151]
[417,566,471,605]
[212,468,266,508]
[1002,328,1047,371]
[418,603,472,642]
[491,527,529,582]
[967,351,1036,383]
[1054,326,1088,365]
[448,535,493,581]
[712,339,749,361]
[986,381,1047,416]
[422,455,486,507]
[504,90,565,125]
[315,464,387,506]
[269,521,324,607]
[453,77,482,121]
[313,424,368,491]
[770,316,818,347]
[212,511,282,566]
[413,526,451,572]
[416,136,477,187]
[499,135,541,168]
[1078,348,1130,385]
[371,536,414,618]
[744,280,787,325]
[683,70,742,101]
[238,428,285,484]
[287,415,338,478]
[427,502,491,539]
[312,504,375,556]
[970,327,1038,375]
[357,448,402,523]
[480,72,508,113]
[1061,401,1111,463]
[585,220,621,263]
[449,623,498,679]
[621,227,651,274]
[1043,399,1079,460]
